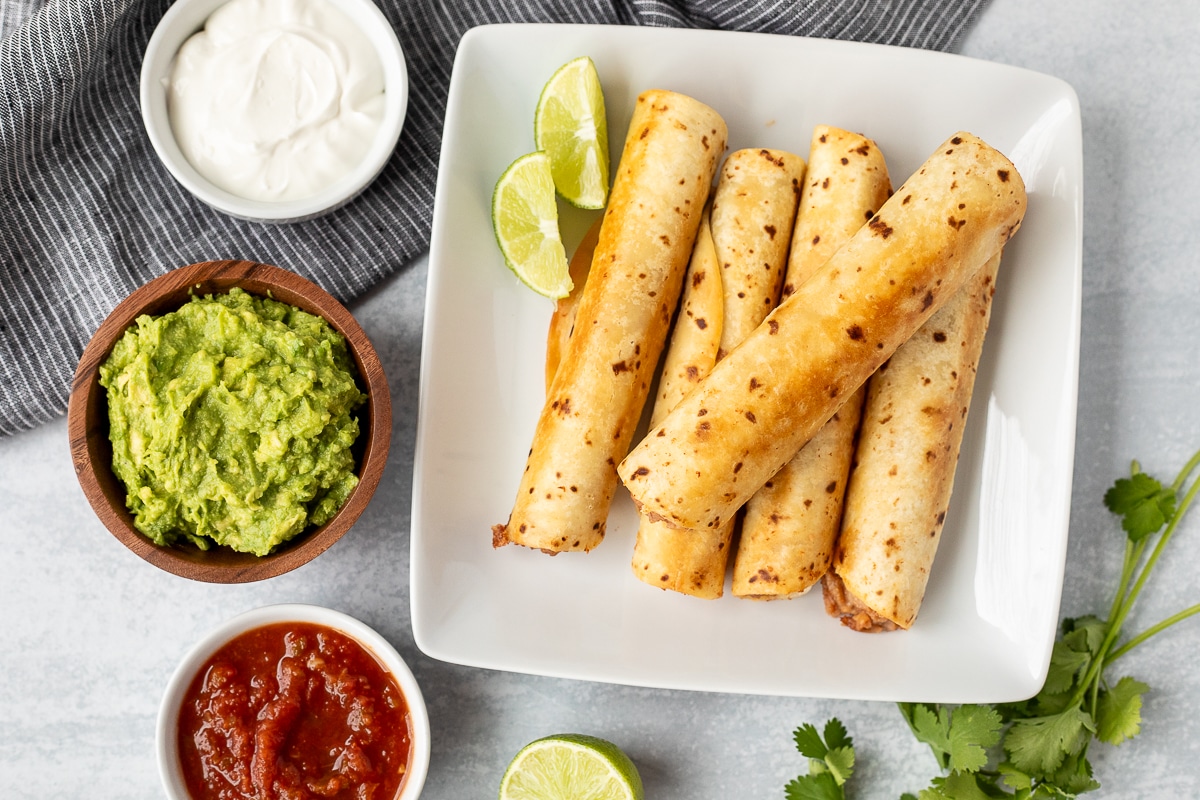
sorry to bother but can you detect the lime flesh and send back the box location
[491,151,572,299]
[534,56,610,210]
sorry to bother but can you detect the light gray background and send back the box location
[2,0,1198,797]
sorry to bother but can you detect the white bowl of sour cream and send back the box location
[141,0,407,222]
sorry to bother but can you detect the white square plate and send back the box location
[412,23,1082,702]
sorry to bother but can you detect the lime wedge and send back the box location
[534,56,610,209]
[492,151,572,299]
[499,734,644,800]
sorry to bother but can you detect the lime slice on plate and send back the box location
[498,733,644,800]
[534,56,610,209]
[492,151,572,299]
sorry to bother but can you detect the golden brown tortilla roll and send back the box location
[780,127,893,302]
[733,126,891,599]
[826,250,1002,631]
[649,204,722,428]
[545,218,601,392]
[736,400,864,597]
[618,132,1025,534]
[626,209,726,596]
[711,149,805,360]
[493,90,727,553]
[632,149,805,597]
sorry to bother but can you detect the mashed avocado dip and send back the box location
[99,288,366,556]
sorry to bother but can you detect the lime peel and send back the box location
[499,733,644,800]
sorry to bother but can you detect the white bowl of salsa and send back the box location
[157,604,430,800]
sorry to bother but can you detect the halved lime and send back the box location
[534,56,610,209]
[499,733,644,800]
[492,151,572,299]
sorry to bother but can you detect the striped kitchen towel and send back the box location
[0,0,989,435]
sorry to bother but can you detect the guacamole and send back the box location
[99,288,366,556]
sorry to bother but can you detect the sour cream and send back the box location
[167,0,386,203]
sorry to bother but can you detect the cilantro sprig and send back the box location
[786,718,855,800]
[907,449,1200,799]
[785,447,1200,800]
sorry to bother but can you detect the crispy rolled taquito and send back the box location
[824,250,1002,631]
[711,149,804,361]
[632,149,805,597]
[648,204,722,429]
[493,90,727,553]
[618,132,1026,534]
[629,205,725,595]
[733,126,891,599]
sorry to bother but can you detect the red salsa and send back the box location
[178,622,412,800]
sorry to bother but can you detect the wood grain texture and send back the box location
[67,260,392,584]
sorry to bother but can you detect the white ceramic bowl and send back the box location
[140,0,408,223]
[158,604,430,799]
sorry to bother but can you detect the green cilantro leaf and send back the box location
[784,771,842,800]
[919,771,1001,800]
[1095,676,1149,745]
[1045,750,1100,795]
[1103,469,1175,541]
[916,785,949,800]
[899,703,1001,775]
[901,703,953,771]
[1060,616,1106,658]
[996,762,1032,793]
[1004,706,1095,776]
[945,705,1003,773]
[824,746,855,786]
[823,717,853,752]
[788,719,854,799]
[1041,640,1091,695]
[793,723,829,760]
[1028,786,1076,800]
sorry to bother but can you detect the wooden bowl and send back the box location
[68,260,392,583]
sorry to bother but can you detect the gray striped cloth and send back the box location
[0,0,989,436]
